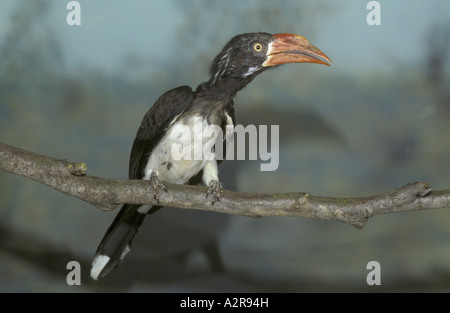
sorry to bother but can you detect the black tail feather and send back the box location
[90,204,147,280]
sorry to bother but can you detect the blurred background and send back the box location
[0,0,449,292]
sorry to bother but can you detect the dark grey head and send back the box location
[210,32,273,84]
[209,32,331,85]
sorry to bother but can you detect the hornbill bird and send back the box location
[90,32,331,280]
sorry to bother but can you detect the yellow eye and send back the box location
[253,43,263,52]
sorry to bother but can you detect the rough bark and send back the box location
[1,141,449,229]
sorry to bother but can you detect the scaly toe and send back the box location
[206,180,223,205]
[150,172,167,200]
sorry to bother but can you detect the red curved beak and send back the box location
[263,33,331,67]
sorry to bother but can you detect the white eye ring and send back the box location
[253,43,263,52]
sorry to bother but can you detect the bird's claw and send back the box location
[206,179,222,205]
[150,172,167,201]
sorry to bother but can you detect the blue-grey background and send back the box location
[0,0,449,292]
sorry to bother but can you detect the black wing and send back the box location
[129,85,194,179]
[219,99,236,167]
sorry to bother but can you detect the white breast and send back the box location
[143,115,221,184]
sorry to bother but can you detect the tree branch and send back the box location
[1,141,449,229]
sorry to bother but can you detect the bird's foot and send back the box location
[206,179,222,205]
[150,172,167,201]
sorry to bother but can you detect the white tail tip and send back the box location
[90,255,110,280]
